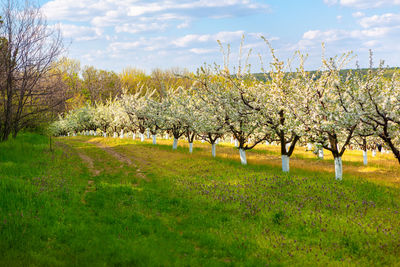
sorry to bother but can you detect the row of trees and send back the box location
[51,42,400,180]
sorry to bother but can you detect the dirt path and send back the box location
[87,140,133,165]
[56,141,101,176]
[85,140,147,180]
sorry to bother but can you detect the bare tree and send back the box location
[0,0,64,141]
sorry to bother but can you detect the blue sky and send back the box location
[41,0,400,72]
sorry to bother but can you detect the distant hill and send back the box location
[252,67,399,81]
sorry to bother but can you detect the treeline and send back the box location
[57,59,193,110]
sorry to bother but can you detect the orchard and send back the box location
[51,42,400,181]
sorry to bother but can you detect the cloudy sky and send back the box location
[40,0,400,72]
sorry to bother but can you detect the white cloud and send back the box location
[303,30,323,40]
[359,13,400,28]
[57,23,103,41]
[324,0,338,5]
[115,23,168,34]
[352,11,365,17]
[325,0,400,9]
[43,0,269,31]
[109,41,141,51]
[172,31,244,47]
[42,0,111,21]
[189,48,218,54]
[108,36,168,52]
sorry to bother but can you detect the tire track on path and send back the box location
[85,139,148,180]
[56,141,101,176]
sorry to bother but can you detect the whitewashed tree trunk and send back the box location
[248,138,251,144]
[67,133,70,137]
[173,138,178,149]
[234,139,238,147]
[94,132,97,136]
[152,135,157,144]
[334,157,343,180]
[265,141,270,145]
[318,148,324,159]
[120,130,124,138]
[212,143,216,157]
[113,132,117,138]
[363,150,368,165]
[372,150,376,157]
[239,148,247,165]
[282,155,289,172]
[189,143,193,153]
[132,133,136,140]
[103,132,107,138]
[140,133,144,142]
[201,139,205,143]
[166,133,169,139]
[285,143,291,151]
[146,129,150,139]
[231,137,234,144]
[73,133,76,137]
[307,143,312,150]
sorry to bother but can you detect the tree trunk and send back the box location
[334,157,343,180]
[189,143,193,153]
[363,150,368,165]
[239,148,247,165]
[212,143,216,157]
[318,148,324,159]
[152,135,156,144]
[282,155,289,172]
[173,138,178,149]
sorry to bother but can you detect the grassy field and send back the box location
[1,133,400,266]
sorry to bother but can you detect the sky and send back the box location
[40,0,400,73]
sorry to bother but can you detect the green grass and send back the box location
[1,134,400,266]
